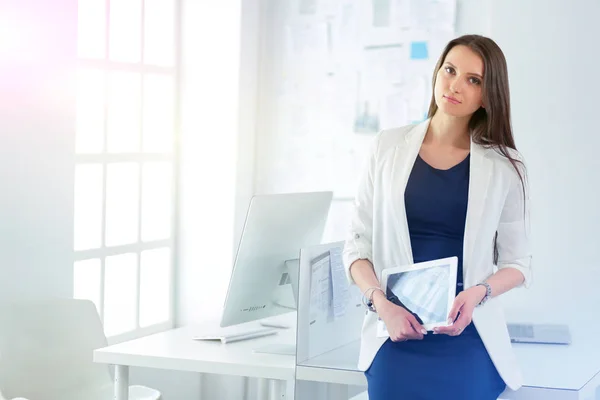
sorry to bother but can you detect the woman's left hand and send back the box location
[433,285,487,336]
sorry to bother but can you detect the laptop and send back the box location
[507,323,571,345]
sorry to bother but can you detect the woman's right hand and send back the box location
[374,291,427,342]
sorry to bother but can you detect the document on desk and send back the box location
[310,251,333,324]
[329,247,348,319]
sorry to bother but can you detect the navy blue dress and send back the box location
[365,154,506,400]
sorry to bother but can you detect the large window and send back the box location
[74,0,179,342]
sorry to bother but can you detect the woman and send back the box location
[343,34,532,399]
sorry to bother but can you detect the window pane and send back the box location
[78,0,106,58]
[104,253,137,336]
[74,164,103,250]
[107,71,141,153]
[74,259,102,315]
[109,0,142,63]
[141,162,172,241]
[144,0,175,66]
[76,68,105,153]
[105,163,139,246]
[143,74,174,152]
[140,248,170,327]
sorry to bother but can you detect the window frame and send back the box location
[74,0,182,344]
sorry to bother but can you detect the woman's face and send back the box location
[434,45,485,118]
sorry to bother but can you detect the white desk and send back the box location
[94,317,296,400]
[296,324,600,400]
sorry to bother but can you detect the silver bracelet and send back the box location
[476,282,492,306]
[362,286,384,312]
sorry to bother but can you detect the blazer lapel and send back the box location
[389,119,430,265]
[463,141,492,283]
[388,119,492,280]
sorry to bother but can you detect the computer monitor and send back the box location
[220,191,333,328]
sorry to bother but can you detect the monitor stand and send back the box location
[253,343,296,356]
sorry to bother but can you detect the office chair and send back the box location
[0,298,161,400]
[0,388,27,400]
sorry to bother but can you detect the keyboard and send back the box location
[507,324,534,338]
[192,326,278,344]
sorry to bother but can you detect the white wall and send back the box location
[177,0,245,327]
[0,0,76,304]
[455,0,492,36]
[176,0,259,398]
[490,0,600,321]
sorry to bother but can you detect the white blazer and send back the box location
[342,118,532,391]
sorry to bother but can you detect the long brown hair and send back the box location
[427,34,527,264]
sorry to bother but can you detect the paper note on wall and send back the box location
[371,0,392,27]
[310,251,333,324]
[299,0,317,15]
[329,247,349,319]
[410,0,456,31]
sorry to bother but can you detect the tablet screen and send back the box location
[378,257,457,335]
[386,265,451,325]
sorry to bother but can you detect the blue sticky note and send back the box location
[410,41,428,60]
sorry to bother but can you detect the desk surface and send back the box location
[297,322,600,392]
[94,315,297,381]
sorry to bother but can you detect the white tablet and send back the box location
[377,256,458,336]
